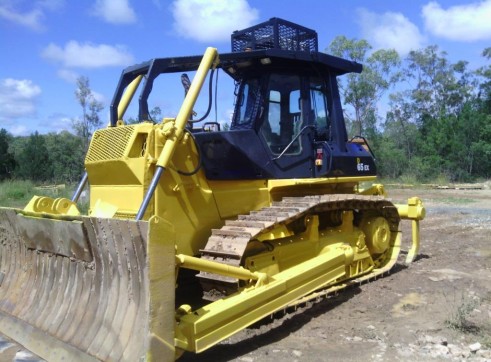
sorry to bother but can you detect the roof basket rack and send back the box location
[231,17,318,53]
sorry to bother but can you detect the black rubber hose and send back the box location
[188,69,215,124]
[176,130,203,176]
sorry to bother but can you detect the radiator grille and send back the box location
[86,126,135,162]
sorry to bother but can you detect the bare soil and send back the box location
[1,187,491,361]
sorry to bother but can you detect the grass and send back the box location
[377,175,426,188]
[379,175,491,189]
[0,180,88,212]
[483,335,491,349]
[444,292,491,349]
[439,197,477,205]
[445,293,481,333]
[0,179,37,208]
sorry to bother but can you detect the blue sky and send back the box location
[1,0,490,136]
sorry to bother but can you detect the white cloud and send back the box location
[41,41,135,68]
[39,0,64,12]
[57,69,79,83]
[92,0,136,24]
[41,113,73,133]
[0,79,41,123]
[0,6,44,31]
[0,0,63,31]
[57,72,106,106]
[91,90,106,104]
[8,125,30,136]
[171,0,259,42]
[422,0,491,41]
[358,8,425,56]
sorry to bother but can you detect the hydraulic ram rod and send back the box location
[175,254,267,284]
[135,47,218,220]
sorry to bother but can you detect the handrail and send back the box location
[350,135,376,160]
[117,75,143,121]
[271,125,315,161]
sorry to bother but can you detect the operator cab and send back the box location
[193,18,376,180]
[109,18,377,180]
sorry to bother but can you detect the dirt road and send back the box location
[2,187,490,361]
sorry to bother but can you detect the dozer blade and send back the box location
[0,208,175,361]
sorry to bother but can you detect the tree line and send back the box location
[329,38,491,182]
[1,39,490,184]
[0,76,101,183]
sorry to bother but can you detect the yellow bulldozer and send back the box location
[0,18,425,361]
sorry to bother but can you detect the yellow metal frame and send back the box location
[4,45,428,361]
[395,197,425,263]
[360,184,426,264]
[175,254,268,286]
[175,247,347,353]
[173,204,403,354]
[155,47,219,169]
[118,75,143,123]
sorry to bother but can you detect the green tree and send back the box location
[373,135,407,179]
[0,128,16,180]
[382,45,482,181]
[126,106,162,124]
[454,102,491,178]
[44,131,85,183]
[72,76,104,150]
[405,46,474,127]
[470,48,491,178]
[328,36,401,137]
[385,92,419,161]
[17,132,52,182]
[477,47,491,113]
[150,106,162,122]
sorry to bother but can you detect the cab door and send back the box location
[258,73,315,177]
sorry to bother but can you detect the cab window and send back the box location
[232,79,262,129]
[260,74,303,155]
[309,80,330,140]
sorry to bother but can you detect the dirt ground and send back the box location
[1,186,491,361]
